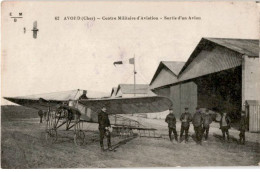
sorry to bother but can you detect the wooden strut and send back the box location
[66,120,71,130]
[56,121,67,129]
[53,113,61,129]
[67,122,77,130]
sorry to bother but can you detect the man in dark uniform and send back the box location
[192,107,203,144]
[79,90,88,100]
[239,111,247,145]
[98,106,112,151]
[38,110,43,123]
[165,108,178,142]
[180,107,192,143]
[202,109,212,141]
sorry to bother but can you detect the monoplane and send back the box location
[4,89,172,145]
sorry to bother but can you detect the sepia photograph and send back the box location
[1,0,260,168]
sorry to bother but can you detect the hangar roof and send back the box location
[116,84,154,95]
[205,38,259,57]
[150,61,185,85]
[178,38,259,77]
[150,38,259,89]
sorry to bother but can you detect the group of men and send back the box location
[165,107,247,145]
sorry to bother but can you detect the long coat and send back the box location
[98,110,111,129]
[165,113,177,128]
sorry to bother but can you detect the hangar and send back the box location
[150,38,260,132]
[111,84,156,98]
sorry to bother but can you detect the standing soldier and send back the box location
[239,111,247,145]
[180,107,192,143]
[165,108,178,142]
[192,107,203,144]
[38,110,43,123]
[202,109,212,141]
[98,105,112,151]
[219,112,231,141]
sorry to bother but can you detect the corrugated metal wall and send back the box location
[155,82,197,119]
[242,56,260,111]
[178,46,242,82]
[170,85,181,116]
[249,105,260,132]
[179,82,197,117]
[150,68,178,89]
[153,87,170,97]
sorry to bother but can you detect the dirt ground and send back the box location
[1,106,260,168]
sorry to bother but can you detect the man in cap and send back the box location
[202,109,212,141]
[79,90,88,100]
[192,107,203,144]
[98,105,112,151]
[180,107,192,143]
[165,107,178,142]
[38,110,44,123]
[239,111,247,145]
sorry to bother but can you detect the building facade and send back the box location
[150,38,260,131]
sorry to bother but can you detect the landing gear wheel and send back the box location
[45,129,57,144]
[74,130,85,146]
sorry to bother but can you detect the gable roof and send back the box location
[205,38,259,57]
[178,38,259,77]
[116,84,152,94]
[150,61,185,85]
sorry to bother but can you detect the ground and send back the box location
[1,105,260,168]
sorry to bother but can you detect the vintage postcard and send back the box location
[1,0,260,168]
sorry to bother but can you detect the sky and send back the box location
[1,1,259,105]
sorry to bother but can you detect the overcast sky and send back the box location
[1,1,259,105]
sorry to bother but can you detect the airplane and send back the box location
[4,89,172,146]
[31,21,39,39]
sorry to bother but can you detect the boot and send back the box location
[169,135,172,142]
[242,138,245,145]
[227,133,230,142]
[175,136,178,142]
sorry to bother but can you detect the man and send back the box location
[98,106,112,151]
[165,108,178,142]
[202,109,212,140]
[219,112,231,141]
[192,107,203,144]
[79,90,88,100]
[239,111,247,145]
[43,111,47,121]
[180,107,192,143]
[38,110,43,123]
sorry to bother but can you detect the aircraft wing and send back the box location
[79,96,172,114]
[3,89,88,111]
[4,97,62,111]
[4,89,172,118]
